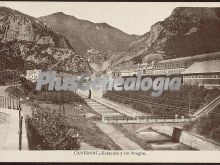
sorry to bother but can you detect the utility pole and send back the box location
[12,68,22,150]
[18,91,22,150]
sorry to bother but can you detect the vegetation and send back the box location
[103,85,220,117]
[26,105,80,150]
[0,71,21,85]
[6,77,86,105]
[9,77,120,150]
[184,105,220,143]
[27,103,120,150]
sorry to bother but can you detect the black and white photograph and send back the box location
[0,1,219,163]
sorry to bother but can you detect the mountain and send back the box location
[2,6,220,73]
[113,7,220,67]
[85,49,127,72]
[0,7,90,74]
[38,12,138,55]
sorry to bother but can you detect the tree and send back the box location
[210,126,220,142]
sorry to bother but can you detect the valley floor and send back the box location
[1,85,194,150]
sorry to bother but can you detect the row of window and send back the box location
[184,75,220,78]
[142,68,185,75]
[153,62,187,69]
[183,79,220,85]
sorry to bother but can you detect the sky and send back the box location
[1,2,220,35]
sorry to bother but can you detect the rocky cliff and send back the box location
[0,7,90,74]
[114,7,220,66]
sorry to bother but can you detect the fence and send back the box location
[0,96,20,110]
[102,115,195,123]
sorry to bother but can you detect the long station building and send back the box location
[107,52,220,88]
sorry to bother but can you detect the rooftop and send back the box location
[182,60,220,74]
[157,52,220,64]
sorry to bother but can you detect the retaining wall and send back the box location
[152,126,220,150]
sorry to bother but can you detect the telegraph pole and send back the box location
[17,79,22,150]
[12,68,22,150]
[18,103,22,150]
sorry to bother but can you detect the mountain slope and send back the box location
[38,12,138,54]
[114,7,220,66]
[0,7,90,74]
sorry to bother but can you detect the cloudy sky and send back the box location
[1,2,220,35]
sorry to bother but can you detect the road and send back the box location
[85,99,123,117]
[0,85,28,150]
[0,85,10,97]
[81,94,144,150]
[95,121,143,150]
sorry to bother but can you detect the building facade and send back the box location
[182,60,220,88]
[105,52,220,88]
[25,69,41,82]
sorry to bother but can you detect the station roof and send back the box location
[109,51,220,73]
[182,60,220,74]
[157,51,220,64]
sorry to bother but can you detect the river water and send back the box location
[136,128,192,150]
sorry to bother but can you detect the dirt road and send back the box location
[95,121,143,150]
[0,85,10,97]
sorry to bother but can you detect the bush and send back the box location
[18,78,86,105]
[205,88,220,103]
[196,116,214,136]
[26,107,80,150]
[35,91,86,104]
[186,106,220,143]
[210,126,220,143]
[21,77,36,94]
[5,86,23,97]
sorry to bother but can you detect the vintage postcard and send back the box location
[0,1,220,163]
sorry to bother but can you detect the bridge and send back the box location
[102,115,193,124]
